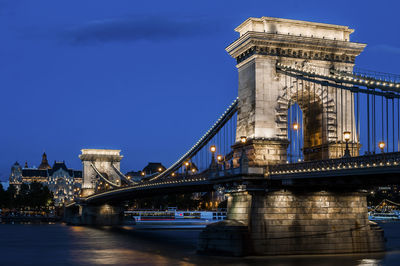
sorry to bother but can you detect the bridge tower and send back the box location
[199,17,384,256]
[227,17,365,164]
[79,149,123,196]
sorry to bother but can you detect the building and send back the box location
[125,162,166,182]
[9,153,82,206]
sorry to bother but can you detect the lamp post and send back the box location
[378,141,386,153]
[217,154,224,170]
[292,122,299,131]
[343,131,351,158]
[184,161,190,176]
[210,145,217,171]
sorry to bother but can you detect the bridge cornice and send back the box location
[79,154,123,162]
[226,32,366,65]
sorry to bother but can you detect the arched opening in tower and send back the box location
[286,83,327,162]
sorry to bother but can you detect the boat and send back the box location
[124,208,226,225]
[368,211,400,221]
[368,199,400,221]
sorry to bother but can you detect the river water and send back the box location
[1,222,400,265]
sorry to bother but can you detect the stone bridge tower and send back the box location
[79,149,123,197]
[227,17,366,165]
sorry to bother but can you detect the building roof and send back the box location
[142,162,166,174]
[38,152,51,170]
[22,169,48,177]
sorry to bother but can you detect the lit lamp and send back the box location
[343,131,351,158]
[379,141,386,153]
[240,136,247,144]
[217,155,223,162]
[292,122,299,131]
[141,171,145,176]
[158,167,163,172]
[210,145,216,153]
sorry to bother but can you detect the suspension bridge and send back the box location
[65,17,400,256]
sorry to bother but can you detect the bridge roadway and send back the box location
[76,151,400,205]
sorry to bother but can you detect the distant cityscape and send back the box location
[2,152,224,216]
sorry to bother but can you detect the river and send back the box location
[1,222,400,265]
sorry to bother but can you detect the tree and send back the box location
[0,183,6,208]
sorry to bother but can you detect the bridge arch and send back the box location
[276,77,341,161]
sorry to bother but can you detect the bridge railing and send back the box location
[269,152,400,175]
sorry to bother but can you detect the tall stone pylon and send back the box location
[79,149,123,197]
[227,17,365,165]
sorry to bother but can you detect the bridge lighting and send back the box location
[171,172,175,177]
[184,161,190,167]
[141,172,145,176]
[343,131,351,142]
[379,141,386,153]
[217,155,223,162]
[158,167,163,172]
[240,136,247,144]
[210,145,216,153]
[343,131,351,158]
[292,122,299,131]
[191,168,196,173]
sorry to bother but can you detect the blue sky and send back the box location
[1,0,399,180]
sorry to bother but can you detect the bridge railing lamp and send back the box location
[379,141,386,153]
[343,131,351,158]
[240,136,247,144]
[210,145,216,153]
[292,122,299,131]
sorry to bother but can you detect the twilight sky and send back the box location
[1,0,400,180]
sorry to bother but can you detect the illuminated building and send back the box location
[9,153,82,206]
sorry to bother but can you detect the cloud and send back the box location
[371,44,400,55]
[63,16,221,45]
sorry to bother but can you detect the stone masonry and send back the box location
[79,149,123,196]
[199,190,384,255]
[226,17,365,164]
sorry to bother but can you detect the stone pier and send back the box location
[198,190,384,256]
[64,204,124,226]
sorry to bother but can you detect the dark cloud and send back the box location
[64,16,222,45]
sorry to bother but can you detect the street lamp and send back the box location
[343,131,351,158]
[240,136,247,144]
[217,155,223,162]
[292,122,299,131]
[379,141,386,153]
[210,145,216,153]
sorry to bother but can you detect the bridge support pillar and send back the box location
[198,190,384,256]
[233,139,289,167]
[64,204,124,226]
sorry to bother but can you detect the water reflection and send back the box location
[0,222,399,265]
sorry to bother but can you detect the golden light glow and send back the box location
[379,141,386,150]
[240,136,247,144]
[171,173,175,177]
[191,168,196,173]
[210,145,216,153]
[292,122,299,131]
[158,167,162,172]
[141,172,145,176]
[217,155,223,162]
[184,161,190,166]
[343,131,351,142]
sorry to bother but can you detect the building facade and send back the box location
[9,153,82,206]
